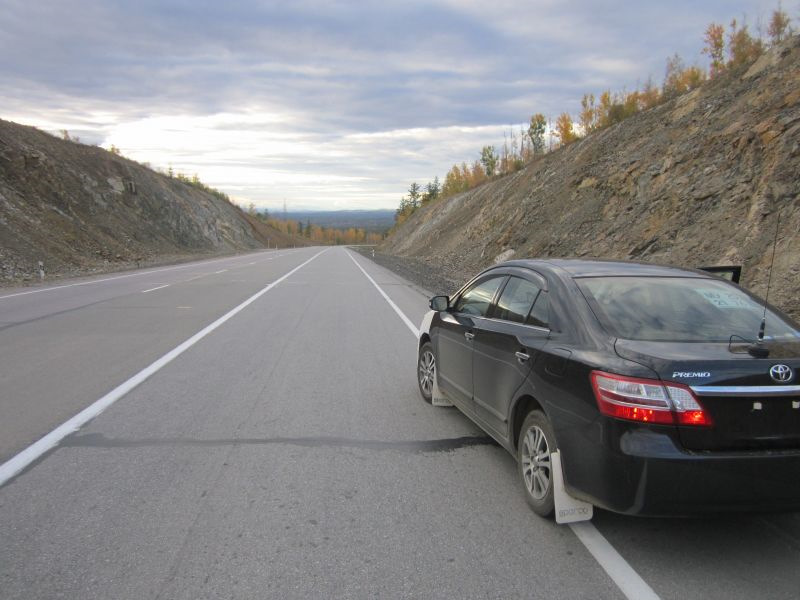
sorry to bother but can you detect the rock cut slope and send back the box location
[382,37,800,321]
[0,119,302,284]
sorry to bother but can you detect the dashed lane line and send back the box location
[0,248,328,487]
[0,253,272,301]
[141,284,170,293]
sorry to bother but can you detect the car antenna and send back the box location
[748,209,781,358]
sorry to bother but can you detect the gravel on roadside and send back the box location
[350,247,465,299]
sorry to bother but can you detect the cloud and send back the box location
[0,0,789,209]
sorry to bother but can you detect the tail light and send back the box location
[590,371,713,427]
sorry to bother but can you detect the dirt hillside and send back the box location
[382,36,800,321]
[0,119,303,284]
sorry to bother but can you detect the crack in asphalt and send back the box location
[61,432,497,453]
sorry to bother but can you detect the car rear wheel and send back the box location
[518,410,556,517]
[417,341,435,404]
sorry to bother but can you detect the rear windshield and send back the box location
[576,276,800,342]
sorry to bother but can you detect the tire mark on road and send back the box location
[62,432,496,453]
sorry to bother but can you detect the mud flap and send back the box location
[551,450,593,524]
[431,376,453,407]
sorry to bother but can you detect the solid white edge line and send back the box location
[347,248,661,600]
[570,522,661,600]
[346,251,420,337]
[0,248,328,487]
[141,284,170,293]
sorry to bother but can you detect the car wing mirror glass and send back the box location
[430,295,449,311]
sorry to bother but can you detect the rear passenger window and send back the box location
[527,291,549,328]
[494,277,541,323]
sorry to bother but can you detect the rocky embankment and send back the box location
[0,119,301,285]
[382,36,800,321]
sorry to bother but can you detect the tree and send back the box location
[662,54,686,100]
[528,114,546,155]
[682,65,706,90]
[109,144,121,155]
[442,165,466,198]
[480,146,498,177]
[703,23,726,77]
[622,90,640,118]
[579,94,596,134]
[408,182,421,208]
[663,54,707,100]
[469,160,487,186]
[555,113,578,145]
[728,19,763,68]
[640,77,661,109]
[424,177,441,203]
[395,196,415,225]
[767,5,792,44]
[247,202,257,216]
[596,91,614,128]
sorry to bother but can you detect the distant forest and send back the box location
[273,210,395,233]
[246,208,393,245]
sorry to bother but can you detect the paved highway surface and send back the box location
[1,246,799,599]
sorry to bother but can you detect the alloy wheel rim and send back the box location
[521,425,551,500]
[418,350,435,395]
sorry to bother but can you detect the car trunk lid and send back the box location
[615,339,800,451]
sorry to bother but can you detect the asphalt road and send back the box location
[1,246,799,599]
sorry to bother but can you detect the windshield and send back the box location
[577,276,800,342]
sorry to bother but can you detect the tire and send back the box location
[517,410,556,517]
[417,341,436,404]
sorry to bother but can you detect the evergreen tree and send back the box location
[480,146,498,177]
[408,182,422,208]
[528,114,546,155]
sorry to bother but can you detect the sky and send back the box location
[0,0,793,210]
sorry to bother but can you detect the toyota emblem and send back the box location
[769,364,794,383]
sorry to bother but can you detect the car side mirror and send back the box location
[430,295,449,311]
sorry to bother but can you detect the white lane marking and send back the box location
[248,262,256,265]
[570,522,660,600]
[214,269,228,274]
[141,284,169,294]
[184,274,208,282]
[0,248,328,487]
[346,251,419,336]
[347,248,661,600]
[0,253,268,300]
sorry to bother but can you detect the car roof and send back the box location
[498,258,712,279]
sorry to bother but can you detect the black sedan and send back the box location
[416,259,800,517]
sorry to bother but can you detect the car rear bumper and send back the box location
[559,423,800,516]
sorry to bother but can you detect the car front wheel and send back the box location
[518,410,556,517]
[417,341,435,404]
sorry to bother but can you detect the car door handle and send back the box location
[465,331,475,341]
[515,351,530,363]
